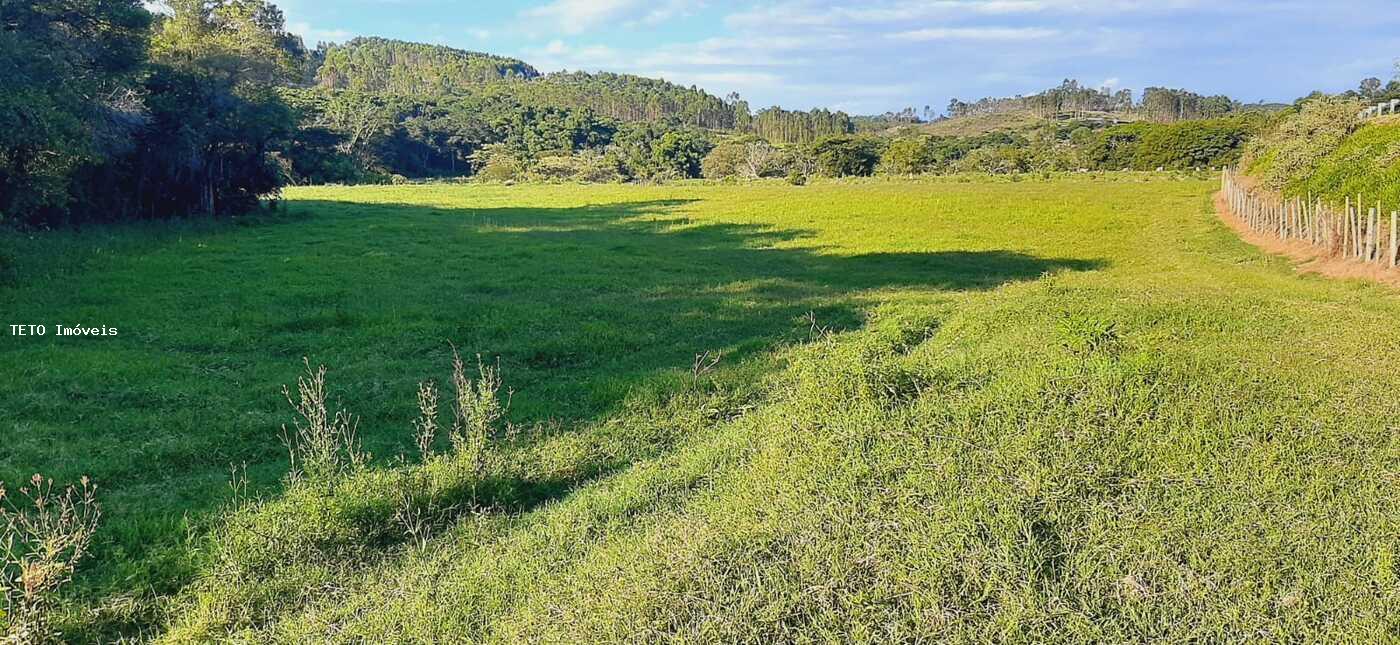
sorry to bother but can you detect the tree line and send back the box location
[2,0,306,226]
[0,0,1303,228]
[947,80,1238,123]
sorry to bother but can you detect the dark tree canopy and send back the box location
[0,0,151,223]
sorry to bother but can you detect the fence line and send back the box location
[1359,99,1400,121]
[1220,170,1400,268]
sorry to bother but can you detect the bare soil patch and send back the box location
[1214,191,1400,288]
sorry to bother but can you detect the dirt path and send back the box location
[1214,191,1400,288]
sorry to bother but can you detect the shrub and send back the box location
[810,136,884,177]
[1299,122,1400,206]
[447,350,509,479]
[1133,119,1255,170]
[1085,123,1151,170]
[651,131,713,179]
[280,360,366,485]
[1242,95,1361,191]
[879,137,933,175]
[531,155,580,182]
[573,151,624,183]
[701,142,747,179]
[471,144,523,183]
[1,475,101,643]
[954,144,1031,174]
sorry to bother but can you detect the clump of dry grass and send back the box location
[412,380,440,461]
[1,475,100,644]
[280,359,366,485]
[447,349,510,478]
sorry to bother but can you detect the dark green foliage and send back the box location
[811,136,884,177]
[316,37,539,93]
[1084,123,1151,170]
[315,40,736,130]
[277,88,623,182]
[123,65,294,216]
[1132,120,1251,169]
[0,0,151,225]
[753,107,854,145]
[0,0,307,226]
[1086,116,1262,171]
[516,71,738,130]
[650,131,713,179]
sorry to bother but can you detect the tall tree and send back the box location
[143,0,301,214]
[0,0,151,223]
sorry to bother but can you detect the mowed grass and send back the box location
[1,175,1396,641]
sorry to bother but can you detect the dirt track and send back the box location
[1214,191,1400,288]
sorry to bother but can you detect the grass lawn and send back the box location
[1,174,1395,641]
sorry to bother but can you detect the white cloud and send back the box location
[888,27,1059,41]
[524,0,696,35]
[288,21,354,44]
[726,1,1050,29]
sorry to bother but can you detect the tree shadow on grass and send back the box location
[1,194,1105,638]
[246,197,1103,427]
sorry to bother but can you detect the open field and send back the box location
[2,175,1397,641]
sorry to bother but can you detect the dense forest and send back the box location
[1,0,302,227]
[3,0,1379,229]
[316,37,540,92]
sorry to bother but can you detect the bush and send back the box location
[1299,122,1400,206]
[879,137,933,175]
[1,475,101,643]
[954,144,1031,174]
[471,144,522,182]
[1242,96,1361,191]
[701,142,747,179]
[531,155,580,182]
[651,131,713,179]
[573,151,624,183]
[810,136,884,177]
[1133,119,1255,170]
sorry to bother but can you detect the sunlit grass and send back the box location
[2,174,1395,641]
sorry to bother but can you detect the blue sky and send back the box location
[271,0,1400,115]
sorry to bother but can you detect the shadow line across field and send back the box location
[1,195,1105,636]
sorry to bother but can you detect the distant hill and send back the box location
[310,39,741,129]
[523,71,741,130]
[316,37,540,93]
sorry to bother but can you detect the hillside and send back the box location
[310,39,738,129]
[515,71,740,129]
[1298,119,1400,205]
[316,37,540,93]
[1242,96,1399,206]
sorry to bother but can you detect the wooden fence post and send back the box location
[1368,208,1378,262]
[1390,210,1398,268]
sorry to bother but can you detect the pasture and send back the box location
[1,175,1396,641]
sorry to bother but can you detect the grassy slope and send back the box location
[921,112,1047,137]
[1300,120,1400,207]
[1,175,1396,641]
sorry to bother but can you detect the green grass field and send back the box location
[2,175,1396,642]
